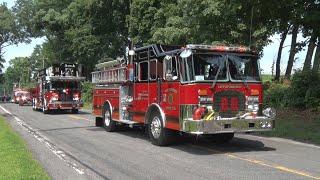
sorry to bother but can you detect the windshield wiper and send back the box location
[211,64,222,90]
[239,75,249,90]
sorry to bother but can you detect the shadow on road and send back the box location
[43,110,91,115]
[40,126,96,132]
[97,126,276,155]
[171,136,276,155]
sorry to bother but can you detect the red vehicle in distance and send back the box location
[32,63,85,114]
[18,91,32,106]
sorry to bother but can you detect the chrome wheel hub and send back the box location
[104,111,111,126]
[150,116,161,139]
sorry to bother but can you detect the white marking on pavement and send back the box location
[0,105,85,175]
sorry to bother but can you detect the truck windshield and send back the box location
[51,81,80,90]
[228,55,261,81]
[181,53,260,82]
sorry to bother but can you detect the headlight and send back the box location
[247,96,259,112]
[263,107,276,118]
[51,96,58,101]
[73,93,80,101]
[125,96,133,103]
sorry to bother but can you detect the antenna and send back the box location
[249,6,254,47]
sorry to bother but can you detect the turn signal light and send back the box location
[198,89,208,96]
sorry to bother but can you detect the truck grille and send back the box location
[60,93,73,101]
[214,90,245,118]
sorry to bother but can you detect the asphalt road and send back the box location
[1,103,320,180]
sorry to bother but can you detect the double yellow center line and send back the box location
[68,115,90,121]
[189,144,320,179]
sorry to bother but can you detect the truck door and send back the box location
[133,61,149,123]
[161,56,180,130]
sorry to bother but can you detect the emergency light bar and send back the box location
[186,44,253,53]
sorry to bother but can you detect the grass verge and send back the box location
[0,115,50,179]
[255,108,320,145]
[83,102,92,111]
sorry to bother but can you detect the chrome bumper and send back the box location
[48,101,83,110]
[182,117,275,134]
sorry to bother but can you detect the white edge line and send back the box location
[0,105,85,175]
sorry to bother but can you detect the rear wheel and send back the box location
[103,106,116,132]
[148,111,172,146]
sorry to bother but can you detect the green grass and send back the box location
[0,116,50,179]
[256,108,320,145]
[261,74,273,82]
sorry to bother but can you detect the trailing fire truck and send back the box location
[92,44,276,146]
[32,63,85,114]
[18,87,37,106]
[18,90,32,106]
[12,88,29,104]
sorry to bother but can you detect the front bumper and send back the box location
[182,116,275,134]
[48,101,83,110]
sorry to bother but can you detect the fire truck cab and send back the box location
[33,63,85,114]
[92,44,275,146]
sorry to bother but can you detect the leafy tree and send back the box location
[0,3,29,73]
[4,57,32,90]
[129,0,275,54]
[14,0,130,78]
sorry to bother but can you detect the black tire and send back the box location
[103,105,116,132]
[43,104,49,114]
[72,109,79,114]
[148,111,172,146]
[32,99,36,111]
[95,117,104,127]
[208,133,234,144]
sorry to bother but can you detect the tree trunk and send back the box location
[312,38,320,72]
[285,24,299,78]
[275,28,289,81]
[303,34,317,71]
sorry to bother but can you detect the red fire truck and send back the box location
[12,88,28,104]
[18,90,32,106]
[92,44,276,146]
[32,63,85,114]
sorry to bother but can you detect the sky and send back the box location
[0,0,313,74]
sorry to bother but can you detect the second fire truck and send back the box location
[92,44,276,146]
[32,63,85,114]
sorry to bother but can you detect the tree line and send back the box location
[0,0,319,92]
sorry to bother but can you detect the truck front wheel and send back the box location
[103,106,116,132]
[148,111,172,146]
[42,100,49,114]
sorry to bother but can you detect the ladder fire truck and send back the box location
[92,44,276,146]
[32,63,85,114]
